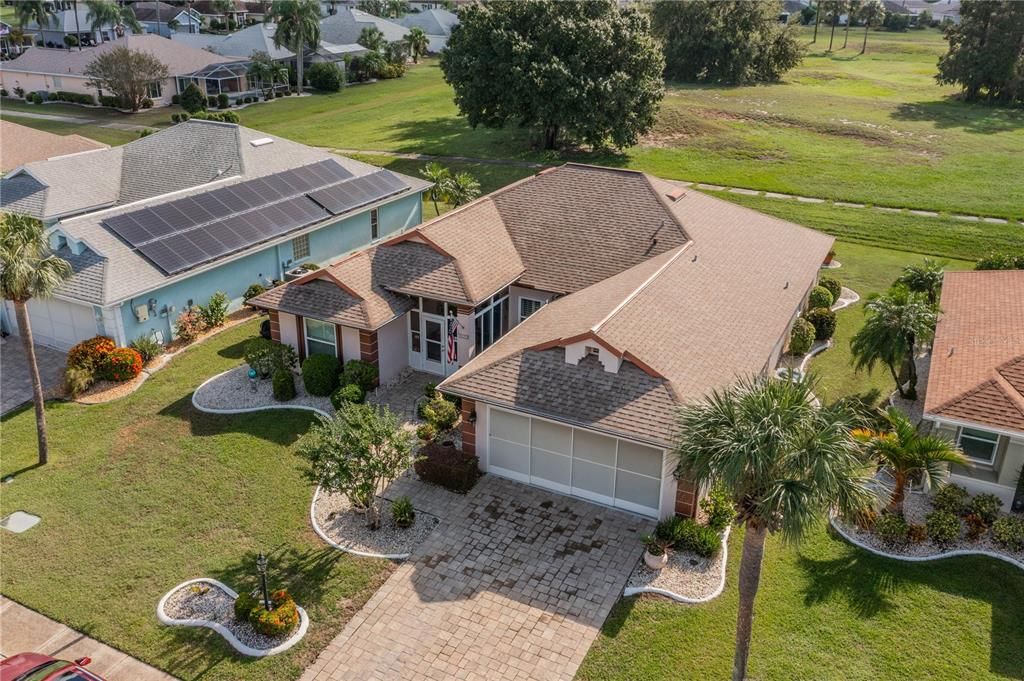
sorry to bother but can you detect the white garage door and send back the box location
[9,298,98,351]
[487,407,665,517]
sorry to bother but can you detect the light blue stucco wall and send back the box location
[116,193,423,344]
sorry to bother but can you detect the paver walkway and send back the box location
[301,476,651,681]
[0,597,176,681]
[1,338,67,415]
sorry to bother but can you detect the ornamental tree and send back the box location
[84,46,169,111]
[440,0,664,150]
[937,0,1024,104]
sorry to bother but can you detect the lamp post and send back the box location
[256,552,271,611]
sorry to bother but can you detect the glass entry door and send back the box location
[422,316,445,375]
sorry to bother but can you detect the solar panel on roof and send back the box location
[308,170,409,216]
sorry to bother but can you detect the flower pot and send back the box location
[823,251,835,265]
[643,549,668,570]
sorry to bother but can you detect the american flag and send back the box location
[447,317,458,363]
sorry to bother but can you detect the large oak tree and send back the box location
[440,0,664,150]
[937,0,1024,104]
[84,46,169,111]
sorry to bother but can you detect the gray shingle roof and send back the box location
[0,174,48,217]
[171,22,294,60]
[54,245,107,305]
[320,9,409,45]
[397,9,458,36]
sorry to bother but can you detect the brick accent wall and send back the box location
[359,330,379,384]
[268,310,281,343]
[674,476,698,518]
[460,398,476,457]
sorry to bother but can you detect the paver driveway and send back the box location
[1,339,66,415]
[301,476,652,681]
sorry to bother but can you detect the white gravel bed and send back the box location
[627,546,726,600]
[193,365,332,414]
[834,492,1024,566]
[313,490,440,558]
[162,580,296,651]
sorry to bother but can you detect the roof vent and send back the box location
[667,187,686,201]
[250,138,274,148]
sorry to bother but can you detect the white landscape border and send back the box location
[829,517,1024,571]
[310,485,414,561]
[156,577,310,657]
[623,526,732,604]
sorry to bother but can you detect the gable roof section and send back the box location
[925,270,1024,434]
[171,22,293,60]
[320,8,409,45]
[132,2,195,23]
[397,9,459,36]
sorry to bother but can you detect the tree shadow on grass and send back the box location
[156,393,313,447]
[217,336,250,361]
[891,100,1024,134]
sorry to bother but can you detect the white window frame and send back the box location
[474,290,509,352]
[292,233,310,260]
[304,317,337,358]
[147,80,162,98]
[957,427,999,465]
[518,297,544,324]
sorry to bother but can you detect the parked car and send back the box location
[0,653,105,681]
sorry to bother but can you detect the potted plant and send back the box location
[823,248,836,266]
[642,534,670,570]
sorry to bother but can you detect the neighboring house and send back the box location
[903,0,961,24]
[1,21,33,58]
[132,1,203,37]
[320,8,408,46]
[250,164,833,520]
[191,0,249,28]
[0,35,256,106]
[780,0,809,23]
[0,120,430,350]
[396,8,458,52]
[24,6,136,48]
[171,21,365,67]
[0,120,108,172]
[923,270,1024,510]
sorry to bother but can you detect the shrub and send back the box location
[171,113,181,123]
[308,62,344,92]
[272,367,296,401]
[217,92,229,109]
[129,335,162,363]
[819,276,842,303]
[925,510,961,548]
[198,291,229,328]
[907,523,928,543]
[244,283,266,302]
[808,285,834,310]
[932,483,970,515]
[330,382,365,409]
[964,513,988,541]
[233,590,259,622]
[654,515,690,545]
[423,382,437,399]
[700,485,735,532]
[804,307,837,341]
[422,394,458,432]
[171,93,181,104]
[180,82,205,113]
[245,338,297,378]
[340,359,379,393]
[64,365,95,397]
[975,252,1024,271]
[0,88,7,97]
[968,493,1003,524]
[414,442,480,493]
[141,97,153,109]
[673,518,722,558]
[991,516,1024,551]
[207,95,218,108]
[31,92,43,104]
[174,307,206,343]
[248,589,300,637]
[874,512,909,546]
[98,347,143,382]
[788,317,815,355]
[415,422,437,442]
[391,496,415,528]
[13,86,24,97]
[67,336,116,370]
[302,354,340,396]
[99,95,121,108]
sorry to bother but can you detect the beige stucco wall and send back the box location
[0,69,175,106]
[509,285,556,329]
[931,420,1021,507]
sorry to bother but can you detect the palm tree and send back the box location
[15,1,56,33]
[858,0,884,54]
[822,0,842,52]
[897,258,945,306]
[0,214,73,467]
[248,51,288,97]
[420,162,451,215]
[358,25,384,52]
[850,285,937,401]
[676,375,875,681]
[267,0,321,92]
[384,0,408,19]
[85,0,142,40]
[404,26,428,64]
[842,0,858,49]
[812,0,821,43]
[443,172,481,207]
[853,407,967,514]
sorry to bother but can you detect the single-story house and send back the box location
[0,120,430,350]
[396,8,458,52]
[23,6,138,48]
[1,21,33,57]
[250,163,834,520]
[0,34,256,106]
[0,120,108,172]
[171,22,365,68]
[191,0,250,29]
[132,1,203,37]
[903,0,961,24]
[923,270,1024,510]
[320,8,409,47]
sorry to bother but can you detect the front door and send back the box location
[421,315,445,375]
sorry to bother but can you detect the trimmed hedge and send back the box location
[97,347,143,382]
[992,516,1024,551]
[874,512,909,546]
[932,483,969,515]
[68,336,116,370]
[273,368,296,401]
[968,493,1003,524]
[788,317,815,355]
[804,307,837,341]
[414,442,480,493]
[925,510,961,547]
[819,276,842,303]
[340,359,379,393]
[302,354,340,396]
[330,382,365,409]
[808,285,834,310]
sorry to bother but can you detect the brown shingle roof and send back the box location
[0,121,107,172]
[924,270,1024,433]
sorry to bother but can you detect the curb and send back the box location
[156,578,309,657]
[309,486,413,561]
[623,526,731,604]
[191,367,331,417]
[829,517,1024,571]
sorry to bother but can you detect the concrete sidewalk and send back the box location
[0,597,176,681]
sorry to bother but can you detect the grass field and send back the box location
[0,322,392,681]
[2,113,141,147]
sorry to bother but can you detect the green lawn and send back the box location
[0,97,179,129]
[578,525,1024,681]
[0,321,392,681]
[1,113,141,148]
[239,29,1024,219]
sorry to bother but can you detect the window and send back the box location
[370,208,379,240]
[148,80,162,98]
[304,318,337,357]
[292,233,310,260]
[52,75,62,88]
[958,427,999,464]
[519,297,544,323]
[474,290,509,352]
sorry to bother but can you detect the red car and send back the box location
[0,653,105,681]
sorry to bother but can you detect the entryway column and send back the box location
[460,398,476,456]
[359,329,380,386]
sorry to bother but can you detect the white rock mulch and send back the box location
[193,365,331,415]
[158,578,309,656]
[831,286,860,312]
[624,527,731,603]
[832,492,1024,569]
[312,489,440,559]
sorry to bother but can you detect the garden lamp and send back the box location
[256,552,271,611]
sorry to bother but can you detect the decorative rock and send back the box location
[626,527,731,603]
[312,488,440,560]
